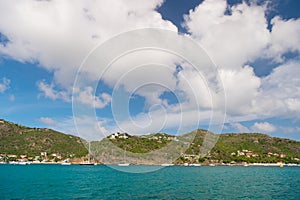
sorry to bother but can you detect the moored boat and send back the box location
[61,159,71,165]
[79,142,97,165]
[190,163,201,167]
[79,161,94,166]
[118,163,130,166]
[161,163,174,166]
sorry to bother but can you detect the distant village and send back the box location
[109,132,179,142]
[230,149,288,159]
[0,151,74,164]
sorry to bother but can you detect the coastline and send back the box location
[1,161,300,167]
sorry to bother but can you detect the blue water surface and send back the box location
[0,165,300,199]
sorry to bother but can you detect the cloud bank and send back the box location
[0,0,300,137]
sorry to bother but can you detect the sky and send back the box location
[0,0,300,141]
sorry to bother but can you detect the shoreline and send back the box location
[1,161,300,167]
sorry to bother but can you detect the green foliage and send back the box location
[109,133,173,153]
[209,133,300,164]
[0,120,88,158]
[1,119,300,164]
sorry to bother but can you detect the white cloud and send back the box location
[183,0,270,69]
[254,60,300,119]
[182,0,273,120]
[183,0,300,124]
[37,80,70,102]
[39,117,56,126]
[102,50,179,107]
[183,0,299,69]
[279,126,299,134]
[38,116,111,140]
[1,0,300,137]
[76,86,111,109]
[219,66,261,115]
[177,62,213,109]
[231,122,250,133]
[251,122,276,133]
[266,17,300,62]
[0,0,177,87]
[67,116,112,140]
[0,77,10,93]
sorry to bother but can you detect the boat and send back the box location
[61,162,71,165]
[161,163,174,167]
[61,159,71,165]
[190,163,201,167]
[9,161,18,165]
[18,161,30,165]
[118,163,130,166]
[79,161,94,166]
[80,142,96,165]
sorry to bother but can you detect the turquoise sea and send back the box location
[1,165,300,199]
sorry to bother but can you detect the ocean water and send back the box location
[0,165,300,200]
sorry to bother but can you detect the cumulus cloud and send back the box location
[183,0,270,69]
[39,117,56,126]
[76,86,111,109]
[267,17,300,62]
[39,116,111,140]
[101,50,179,107]
[183,0,300,123]
[70,116,113,140]
[231,122,250,133]
[0,77,10,93]
[0,0,177,88]
[219,66,261,115]
[183,0,272,119]
[278,126,300,134]
[254,60,300,119]
[183,0,300,69]
[1,0,300,137]
[37,80,70,102]
[251,122,277,133]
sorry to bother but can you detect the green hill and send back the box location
[104,130,300,164]
[1,119,300,164]
[0,119,87,159]
[210,133,300,164]
[107,132,176,153]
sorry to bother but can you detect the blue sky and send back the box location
[0,0,300,141]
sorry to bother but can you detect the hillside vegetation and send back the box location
[106,130,300,164]
[0,119,87,158]
[1,119,300,164]
[108,133,175,153]
[211,133,300,164]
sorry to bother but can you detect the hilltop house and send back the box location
[109,133,129,139]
